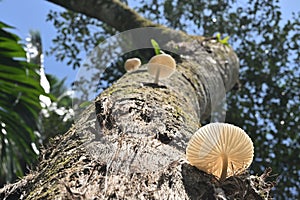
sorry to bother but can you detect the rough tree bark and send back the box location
[0,0,275,199]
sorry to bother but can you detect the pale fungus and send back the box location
[124,58,141,72]
[147,54,176,84]
[186,123,254,181]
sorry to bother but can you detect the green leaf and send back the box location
[215,33,230,46]
[151,39,161,55]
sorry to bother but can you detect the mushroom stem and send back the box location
[154,68,161,84]
[220,153,228,181]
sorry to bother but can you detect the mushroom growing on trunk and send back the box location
[186,123,254,181]
[147,54,176,84]
[124,58,141,72]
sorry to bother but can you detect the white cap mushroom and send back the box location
[186,123,254,181]
[147,54,176,84]
[124,58,141,72]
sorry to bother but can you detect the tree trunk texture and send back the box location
[0,1,275,199]
[0,33,273,200]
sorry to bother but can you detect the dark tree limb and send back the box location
[46,0,160,31]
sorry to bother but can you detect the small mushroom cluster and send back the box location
[124,54,176,84]
[186,123,254,181]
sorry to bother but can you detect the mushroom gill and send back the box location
[186,123,254,181]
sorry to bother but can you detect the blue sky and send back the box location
[0,0,299,88]
[0,0,77,87]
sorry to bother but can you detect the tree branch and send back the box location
[46,0,160,31]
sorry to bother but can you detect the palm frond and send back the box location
[0,21,46,183]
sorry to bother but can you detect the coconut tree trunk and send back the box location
[0,1,274,199]
[0,29,269,200]
[2,33,246,200]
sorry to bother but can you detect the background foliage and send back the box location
[0,22,44,184]
[0,22,73,186]
[39,74,73,143]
